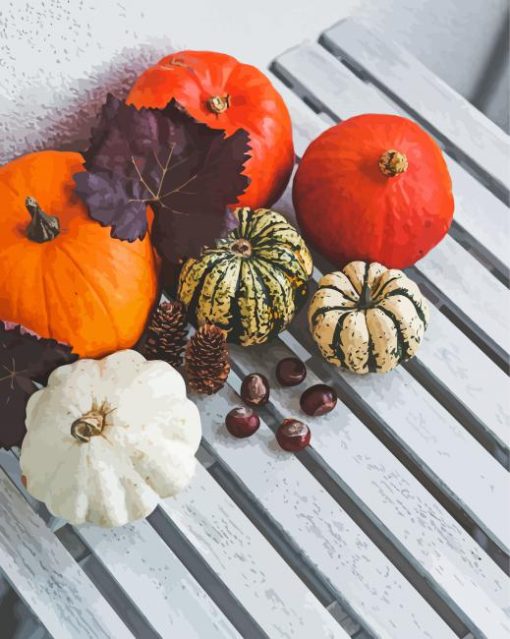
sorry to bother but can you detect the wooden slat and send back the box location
[321,19,510,197]
[274,62,510,278]
[188,385,459,639]
[230,333,510,630]
[416,234,509,353]
[0,468,133,639]
[273,44,510,352]
[76,522,241,639]
[270,64,510,453]
[160,463,347,639]
[288,294,510,554]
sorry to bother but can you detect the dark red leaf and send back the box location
[0,322,77,449]
[74,96,250,261]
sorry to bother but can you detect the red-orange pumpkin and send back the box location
[128,50,294,209]
[0,151,159,357]
[293,114,454,269]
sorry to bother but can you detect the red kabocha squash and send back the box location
[293,114,454,269]
[0,151,159,358]
[128,50,294,209]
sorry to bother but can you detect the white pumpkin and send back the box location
[309,261,429,374]
[20,350,201,527]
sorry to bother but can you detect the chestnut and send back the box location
[276,419,311,452]
[240,373,270,407]
[276,357,307,387]
[300,384,337,417]
[225,407,260,438]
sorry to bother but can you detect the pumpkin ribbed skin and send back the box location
[178,208,313,346]
[309,261,429,373]
[0,151,159,358]
[128,50,294,209]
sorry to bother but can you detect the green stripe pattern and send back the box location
[178,208,313,346]
[308,261,429,374]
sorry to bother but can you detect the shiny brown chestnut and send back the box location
[276,357,307,387]
[240,373,270,406]
[300,384,337,417]
[276,419,311,452]
[225,407,260,438]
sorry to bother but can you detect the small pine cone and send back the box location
[143,301,188,369]
[185,324,230,395]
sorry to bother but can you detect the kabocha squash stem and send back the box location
[25,196,60,243]
[378,149,408,177]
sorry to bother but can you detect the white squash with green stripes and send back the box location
[309,261,429,373]
[178,208,313,346]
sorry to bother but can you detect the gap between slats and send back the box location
[271,62,510,373]
[202,372,471,637]
[309,249,510,460]
[269,72,510,463]
[318,28,510,205]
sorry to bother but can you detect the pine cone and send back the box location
[143,301,188,368]
[185,324,230,395]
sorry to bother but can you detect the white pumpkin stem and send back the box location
[71,403,114,442]
[378,149,408,177]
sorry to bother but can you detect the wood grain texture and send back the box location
[76,521,241,639]
[191,385,457,639]
[287,302,510,554]
[270,70,510,453]
[272,41,510,275]
[160,464,347,639]
[0,469,133,639]
[321,19,510,197]
[229,337,510,639]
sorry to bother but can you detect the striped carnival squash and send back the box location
[308,261,429,374]
[178,208,313,346]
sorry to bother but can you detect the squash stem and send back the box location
[231,238,252,257]
[358,281,373,309]
[379,149,408,177]
[26,197,60,243]
[207,94,231,114]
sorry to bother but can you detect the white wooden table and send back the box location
[1,19,509,639]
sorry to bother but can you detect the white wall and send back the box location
[0,0,507,165]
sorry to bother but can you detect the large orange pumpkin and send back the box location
[127,50,294,209]
[293,114,454,269]
[0,151,159,357]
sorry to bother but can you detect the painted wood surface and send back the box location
[270,68,510,452]
[272,41,510,277]
[229,337,510,638]
[0,469,133,639]
[273,44,510,352]
[285,305,510,555]
[160,463,347,639]
[76,520,241,639]
[321,19,510,197]
[190,385,458,639]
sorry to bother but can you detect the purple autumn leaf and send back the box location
[74,96,250,261]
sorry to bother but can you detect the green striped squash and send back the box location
[309,261,429,373]
[178,207,313,346]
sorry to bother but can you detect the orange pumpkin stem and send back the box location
[25,196,60,243]
[207,94,231,114]
[379,149,408,177]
